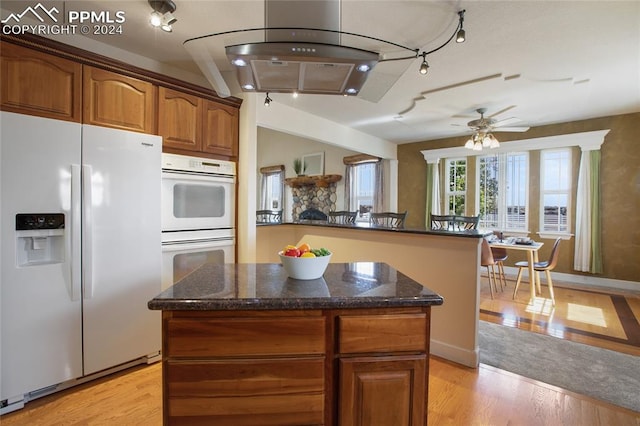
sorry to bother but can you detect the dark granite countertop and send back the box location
[148,262,444,311]
[258,221,491,238]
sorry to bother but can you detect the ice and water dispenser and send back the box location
[15,213,65,266]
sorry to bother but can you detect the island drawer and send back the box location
[338,313,427,354]
[166,357,325,425]
[166,316,326,357]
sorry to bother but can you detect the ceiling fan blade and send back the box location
[488,105,517,118]
[492,117,523,127]
[492,126,530,132]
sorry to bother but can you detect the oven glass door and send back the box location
[162,171,235,231]
[161,238,235,291]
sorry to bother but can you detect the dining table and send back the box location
[488,238,544,302]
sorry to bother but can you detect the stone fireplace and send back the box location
[284,175,342,221]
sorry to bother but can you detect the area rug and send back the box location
[478,320,640,413]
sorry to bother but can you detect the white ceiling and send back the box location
[3,1,639,144]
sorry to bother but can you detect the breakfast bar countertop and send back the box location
[148,262,444,311]
[257,220,492,238]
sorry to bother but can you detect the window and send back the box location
[445,158,466,214]
[477,152,528,230]
[541,149,571,233]
[259,167,284,210]
[352,162,375,221]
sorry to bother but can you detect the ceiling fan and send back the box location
[462,107,529,150]
[466,107,530,133]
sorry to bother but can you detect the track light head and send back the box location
[264,92,272,107]
[148,0,177,31]
[419,53,429,75]
[456,10,466,43]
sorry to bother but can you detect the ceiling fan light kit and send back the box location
[463,107,530,151]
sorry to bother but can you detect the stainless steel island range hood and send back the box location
[226,0,380,96]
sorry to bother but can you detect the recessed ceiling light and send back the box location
[242,84,255,90]
[346,88,358,94]
[232,59,247,67]
[357,64,371,72]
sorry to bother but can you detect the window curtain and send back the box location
[259,165,285,211]
[344,163,356,210]
[259,173,270,210]
[425,159,441,225]
[574,149,602,273]
[373,161,384,212]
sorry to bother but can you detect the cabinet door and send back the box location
[202,100,239,158]
[340,355,426,426]
[83,66,156,133]
[0,42,81,122]
[157,87,202,152]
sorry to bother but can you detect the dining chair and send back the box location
[453,215,480,230]
[490,231,508,290]
[481,238,501,299]
[513,238,561,305]
[430,214,455,230]
[256,209,282,224]
[328,210,357,225]
[370,211,407,228]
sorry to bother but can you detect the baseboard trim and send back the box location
[499,266,639,292]
[430,339,479,368]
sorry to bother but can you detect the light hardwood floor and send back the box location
[479,274,640,357]
[3,278,639,425]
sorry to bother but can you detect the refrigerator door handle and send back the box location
[70,164,82,301]
[82,164,94,299]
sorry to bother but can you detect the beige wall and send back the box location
[397,112,640,282]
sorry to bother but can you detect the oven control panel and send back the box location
[162,153,236,176]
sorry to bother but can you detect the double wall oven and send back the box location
[161,153,235,291]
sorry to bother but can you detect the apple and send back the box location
[284,247,301,257]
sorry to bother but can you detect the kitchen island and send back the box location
[148,262,443,426]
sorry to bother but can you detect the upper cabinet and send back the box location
[202,100,238,158]
[159,87,239,160]
[158,87,203,152]
[83,66,156,133]
[0,37,241,159]
[0,42,82,122]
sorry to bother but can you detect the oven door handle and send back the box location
[162,170,235,183]
[162,238,235,252]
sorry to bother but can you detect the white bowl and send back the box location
[278,252,332,280]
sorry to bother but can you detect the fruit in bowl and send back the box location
[279,243,332,280]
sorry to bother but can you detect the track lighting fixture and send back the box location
[419,53,429,75]
[456,10,466,43]
[264,92,272,107]
[418,9,466,75]
[148,0,177,33]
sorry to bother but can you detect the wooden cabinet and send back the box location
[83,66,156,133]
[158,87,239,159]
[157,87,202,152]
[1,40,240,159]
[0,41,82,122]
[337,312,428,426]
[340,355,426,426]
[161,308,431,425]
[202,100,238,158]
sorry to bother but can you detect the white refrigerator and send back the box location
[0,112,161,413]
